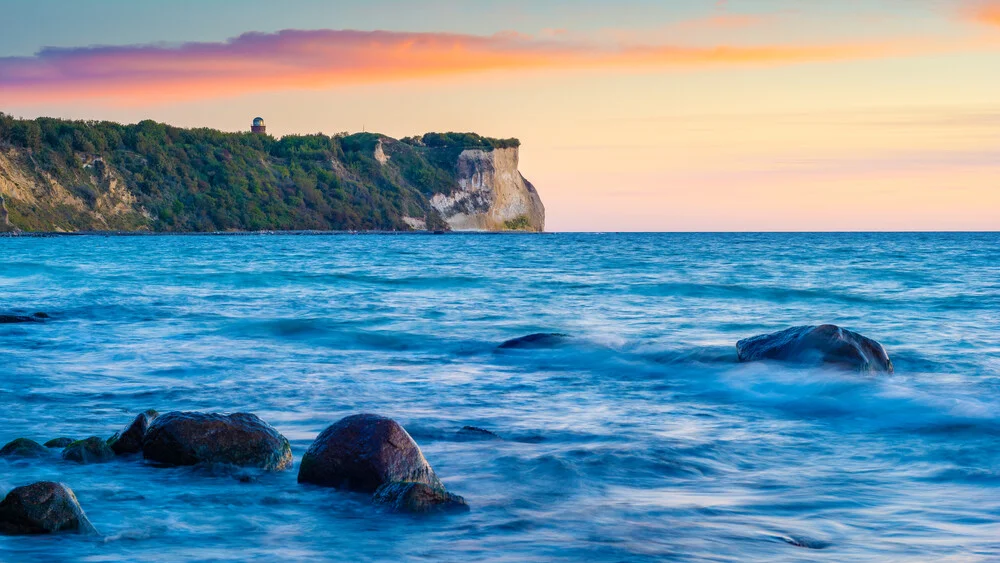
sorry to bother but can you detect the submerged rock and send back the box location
[0,313,47,324]
[44,437,76,449]
[298,414,442,492]
[498,333,570,350]
[779,534,832,550]
[142,412,292,471]
[109,410,158,455]
[456,426,502,441]
[0,438,47,458]
[737,325,893,373]
[373,482,469,514]
[0,482,97,535]
[62,437,115,464]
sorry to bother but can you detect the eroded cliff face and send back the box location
[0,194,12,232]
[0,149,144,232]
[429,147,544,232]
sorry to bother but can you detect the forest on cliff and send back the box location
[0,113,519,232]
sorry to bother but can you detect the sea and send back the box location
[0,232,998,562]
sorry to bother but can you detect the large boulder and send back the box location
[109,410,158,455]
[142,412,292,471]
[373,482,469,514]
[0,482,97,535]
[737,325,893,373]
[497,333,570,350]
[298,414,442,492]
[62,437,115,464]
[0,438,47,458]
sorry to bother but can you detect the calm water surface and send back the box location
[1,233,998,562]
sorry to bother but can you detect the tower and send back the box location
[251,117,266,134]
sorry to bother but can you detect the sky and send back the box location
[1,0,998,231]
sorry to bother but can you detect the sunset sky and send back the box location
[2,0,998,231]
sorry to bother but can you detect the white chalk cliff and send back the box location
[430,147,544,232]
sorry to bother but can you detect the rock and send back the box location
[44,437,75,449]
[497,333,570,350]
[736,325,893,373]
[456,426,502,441]
[779,534,832,550]
[62,437,115,464]
[142,412,292,471]
[0,482,97,535]
[0,313,46,324]
[0,438,47,458]
[374,139,390,165]
[109,410,158,455]
[373,482,469,514]
[298,414,442,492]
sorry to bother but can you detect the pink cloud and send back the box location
[0,28,948,105]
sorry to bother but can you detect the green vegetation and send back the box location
[403,132,520,151]
[503,215,533,231]
[0,113,519,232]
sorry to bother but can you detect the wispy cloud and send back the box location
[0,28,957,105]
[671,14,769,31]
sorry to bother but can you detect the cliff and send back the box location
[0,114,544,233]
[430,148,544,231]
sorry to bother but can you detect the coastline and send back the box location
[0,230,554,238]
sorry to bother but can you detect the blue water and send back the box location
[1,233,999,562]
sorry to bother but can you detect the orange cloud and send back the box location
[0,29,930,105]
[969,1,1000,25]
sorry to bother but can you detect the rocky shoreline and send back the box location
[0,411,470,535]
[0,322,893,536]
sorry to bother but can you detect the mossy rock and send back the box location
[0,482,97,535]
[0,438,46,458]
[62,437,115,464]
[44,437,75,449]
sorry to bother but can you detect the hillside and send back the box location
[0,114,544,233]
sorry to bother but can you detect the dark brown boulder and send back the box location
[142,412,292,471]
[373,482,469,514]
[62,437,115,464]
[109,410,158,455]
[0,482,97,535]
[298,414,442,492]
[0,438,47,458]
[737,325,893,373]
